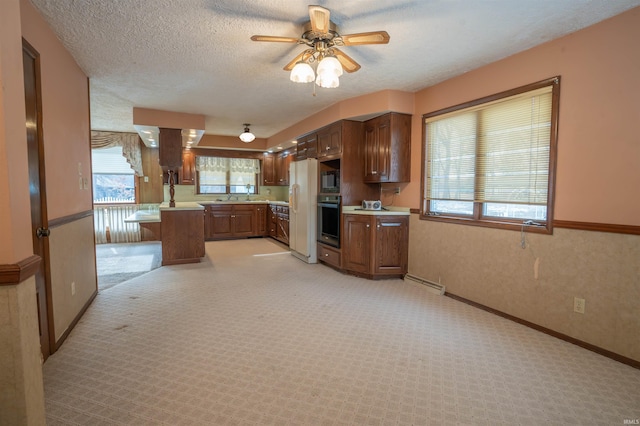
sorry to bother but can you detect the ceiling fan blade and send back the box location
[339,31,390,46]
[309,5,330,34]
[332,48,361,73]
[283,51,308,71]
[251,35,300,43]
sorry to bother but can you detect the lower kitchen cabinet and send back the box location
[342,214,409,279]
[256,205,268,236]
[204,204,267,240]
[275,206,290,245]
[269,204,289,245]
[161,208,205,265]
[318,243,341,269]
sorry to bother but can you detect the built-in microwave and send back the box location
[320,170,340,193]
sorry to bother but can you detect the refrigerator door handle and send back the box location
[292,184,299,214]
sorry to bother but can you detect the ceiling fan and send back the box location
[250,5,390,87]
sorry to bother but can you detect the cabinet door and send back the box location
[317,122,342,158]
[263,155,276,185]
[374,216,409,275]
[204,206,212,239]
[180,149,196,185]
[297,132,317,159]
[256,205,268,236]
[275,152,292,186]
[364,115,391,183]
[233,205,256,237]
[158,128,182,169]
[269,206,278,237]
[281,214,290,245]
[210,205,234,239]
[342,214,372,273]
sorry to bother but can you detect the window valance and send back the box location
[196,157,260,174]
[91,131,144,177]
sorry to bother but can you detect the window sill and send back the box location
[419,213,552,234]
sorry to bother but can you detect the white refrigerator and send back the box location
[288,158,318,263]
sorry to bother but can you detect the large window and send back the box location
[421,77,560,233]
[196,156,259,195]
[92,146,136,204]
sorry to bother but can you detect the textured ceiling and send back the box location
[29,0,640,140]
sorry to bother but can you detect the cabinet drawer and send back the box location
[318,244,341,268]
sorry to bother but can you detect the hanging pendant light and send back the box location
[239,123,255,143]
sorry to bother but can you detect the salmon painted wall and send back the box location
[198,134,268,151]
[0,0,32,263]
[401,6,640,226]
[20,0,91,220]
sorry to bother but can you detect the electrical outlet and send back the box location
[79,176,84,190]
[394,187,401,194]
[573,297,585,314]
[71,281,76,296]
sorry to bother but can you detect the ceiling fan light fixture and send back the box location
[239,124,255,143]
[317,56,343,77]
[290,61,315,83]
[315,72,339,88]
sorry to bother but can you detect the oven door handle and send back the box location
[318,202,340,208]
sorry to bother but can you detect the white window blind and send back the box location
[92,146,135,174]
[426,86,553,207]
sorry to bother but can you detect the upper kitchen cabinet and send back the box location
[262,151,292,186]
[262,154,276,185]
[363,112,411,183]
[317,122,342,159]
[275,151,293,186]
[179,148,196,185]
[295,132,318,160]
[158,128,182,170]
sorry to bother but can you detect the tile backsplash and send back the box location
[163,185,289,203]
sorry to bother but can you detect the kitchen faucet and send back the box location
[246,184,251,200]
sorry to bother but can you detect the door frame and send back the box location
[23,38,55,361]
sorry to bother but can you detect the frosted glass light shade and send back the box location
[290,62,315,83]
[315,72,339,88]
[239,131,255,143]
[317,56,343,77]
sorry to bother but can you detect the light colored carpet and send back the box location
[96,242,162,291]
[45,239,640,425]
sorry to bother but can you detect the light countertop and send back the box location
[342,206,411,216]
[124,211,161,223]
[159,202,205,211]
[197,200,289,206]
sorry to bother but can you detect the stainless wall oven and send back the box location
[317,195,340,248]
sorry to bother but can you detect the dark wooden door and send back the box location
[23,40,51,361]
[343,215,372,273]
[233,205,255,237]
[210,206,234,238]
[364,114,391,183]
[262,154,275,185]
[374,216,409,275]
[256,206,267,236]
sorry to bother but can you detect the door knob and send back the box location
[36,227,50,238]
